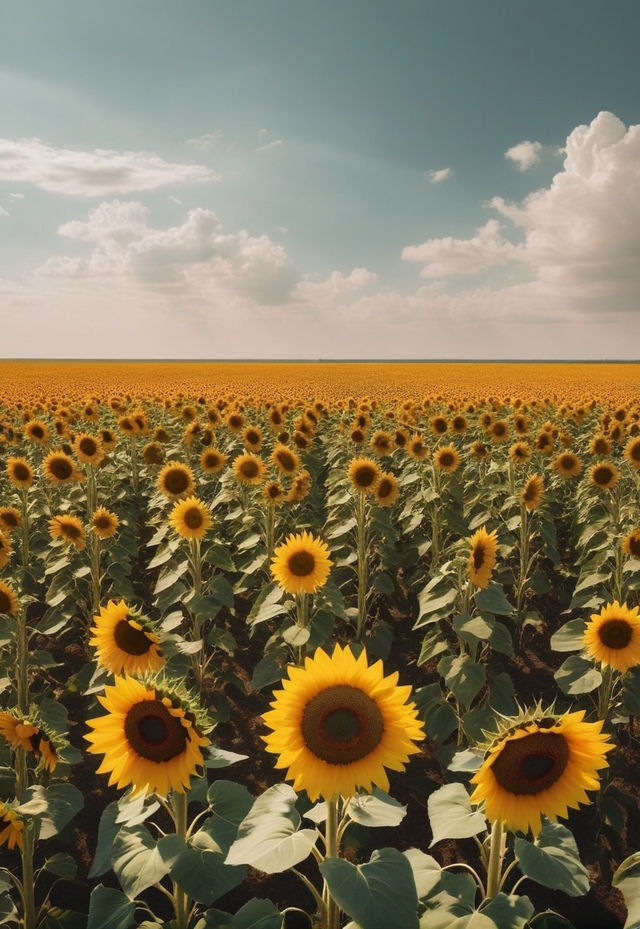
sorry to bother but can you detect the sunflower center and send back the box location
[355,467,376,487]
[184,507,204,529]
[1,513,18,529]
[53,458,74,479]
[62,523,82,540]
[288,551,316,577]
[94,515,112,530]
[0,590,12,614]
[629,536,640,556]
[598,618,633,649]
[80,438,97,456]
[165,470,189,494]
[439,453,454,467]
[473,545,486,570]
[31,425,45,439]
[490,731,569,795]
[302,684,384,765]
[114,619,153,655]
[593,466,614,486]
[277,451,295,471]
[13,464,30,482]
[377,479,392,499]
[240,460,259,478]
[124,699,187,762]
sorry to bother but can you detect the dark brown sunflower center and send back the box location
[124,699,187,762]
[493,423,506,436]
[184,507,204,529]
[276,451,295,471]
[301,684,384,765]
[288,551,315,577]
[377,479,392,499]
[0,590,13,614]
[13,464,30,481]
[114,619,153,655]
[246,430,260,445]
[439,453,454,467]
[412,442,424,454]
[523,482,538,502]
[80,438,97,456]
[630,443,640,462]
[594,439,609,454]
[629,536,640,556]
[240,460,259,478]
[267,485,281,499]
[490,731,569,795]
[354,467,376,487]
[61,523,82,540]
[593,466,614,486]
[473,545,486,570]
[598,618,633,650]
[31,425,45,439]
[164,470,189,494]
[94,515,112,530]
[434,419,447,433]
[50,458,73,479]
[1,513,18,528]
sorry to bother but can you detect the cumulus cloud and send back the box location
[402,219,518,278]
[505,140,542,171]
[185,131,222,152]
[256,140,283,153]
[428,167,451,183]
[294,267,378,302]
[0,138,216,196]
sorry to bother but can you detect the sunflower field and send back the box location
[2,360,640,929]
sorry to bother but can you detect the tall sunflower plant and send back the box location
[420,705,614,927]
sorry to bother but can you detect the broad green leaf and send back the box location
[474,582,514,616]
[550,619,587,652]
[447,749,485,774]
[202,542,235,571]
[554,655,602,695]
[427,783,487,846]
[202,897,284,929]
[204,780,255,854]
[43,852,77,880]
[320,848,419,929]
[247,583,286,625]
[367,620,394,659]
[613,851,640,929]
[515,820,590,897]
[346,788,407,827]
[415,586,458,627]
[17,784,83,839]
[475,893,535,929]
[453,613,494,646]
[225,783,318,873]
[154,560,189,594]
[418,626,451,664]
[373,572,395,595]
[403,847,444,899]
[89,802,120,878]
[250,654,287,690]
[170,846,245,905]
[87,886,135,929]
[438,654,486,709]
[203,746,248,769]
[111,826,185,899]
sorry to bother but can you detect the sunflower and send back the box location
[470,441,489,459]
[263,481,286,506]
[535,431,554,454]
[169,496,212,541]
[468,526,499,589]
[590,434,611,457]
[583,601,640,672]
[469,709,613,836]
[551,452,582,478]
[286,469,311,502]
[375,472,399,507]
[624,437,640,471]
[509,442,530,465]
[0,580,19,616]
[590,462,619,491]
[622,530,640,558]
[157,462,196,499]
[347,457,382,494]
[369,430,393,457]
[142,442,165,466]
[49,514,86,550]
[25,420,50,444]
[6,457,34,488]
[489,421,509,444]
[349,427,366,445]
[91,508,120,540]
[85,675,211,798]
[42,450,78,484]
[430,416,448,436]
[0,713,59,772]
[434,446,460,473]
[243,426,263,452]
[73,433,105,466]
[200,448,227,473]
[521,475,544,511]
[232,453,267,486]
[407,436,428,461]
[451,415,467,435]
[226,412,245,434]
[0,533,12,569]
[0,508,20,535]
[271,531,333,595]
[513,415,529,435]
[262,644,425,801]
[0,803,24,851]
[89,600,165,676]
[271,444,301,476]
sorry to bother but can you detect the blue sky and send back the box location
[1,1,640,359]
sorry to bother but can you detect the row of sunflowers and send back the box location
[1,364,640,929]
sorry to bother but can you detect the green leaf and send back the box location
[474,582,514,616]
[488,673,517,717]
[247,583,286,625]
[112,826,185,899]
[203,542,235,571]
[203,746,249,769]
[477,892,535,928]
[170,846,246,905]
[89,802,120,878]
[554,655,602,695]
[209,575,235,609]
[225,783,318,873]
[418,626,451,664]
[403,847,444,899]
[320,848,419,929]
[43,852,77,880]
[427,783,487,846]
[250,655,287,691]
[87,886,135,929]
[373,572,394,595]
[424,702,459,745]
[515,820,590,897]
[346,788,407,828]
[453,613,494,647]
[550,619,587,652]
[529,914,577,929]
[17,784,83,840]
[487,620,514,657]
[366,620,393,659]
[415,585,458,627]
[438,654,486,709]
[204,780,255,854]
[202,897,284,929]
[613,851,640,929]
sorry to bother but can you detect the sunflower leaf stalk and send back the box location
[323,794,342,929]
[129,434,140,495]
[172,790,191,929]
[485,818,504,900]
[355,490,370,642]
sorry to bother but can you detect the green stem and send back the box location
[516,503,530,620]
[190,538,203,688]
[597,664,616,723]
[323,795,341,929]
[90,532,101,619]
[485,819,504,900]
[19,487,29,568]
[265,503,276,565]
[15,747,36,929]
[172,791,190,929]
[129,435,139,496]
[16,605,29,716]
[296,592,309,665]
[355,491,368,642]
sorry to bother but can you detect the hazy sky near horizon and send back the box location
[2,1,640,360]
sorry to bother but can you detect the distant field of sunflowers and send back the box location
[2,360,640,929]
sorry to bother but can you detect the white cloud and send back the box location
[258,128,268,136]
[9,192,24,200]
[168,196,182,204]
[256,140,283,153]
[185,131,222,152]
[294,267,378,301]
[0,206,8,217]
[505,140,542,171]
[402,219,518,277]
[428,167,451,183]
[0,138,216,196]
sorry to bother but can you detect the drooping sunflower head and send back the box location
[469,706,613,836]
[263,480,286,506]
[590,462,619,491]
[91,508,120,540]
[509,442,530,465]
[521,475,544,511]
[347,457,382,494]
[0,580,20,617]
[0,532,13,569]
[200,448,227,474]
[470,441,489,459]
[624,437,640,471]
[271,444,301,476]
[89,600,165,676]
[142,442,165,466]
[369,430,393,457]
[271,531,333,595]
[468,526,499,589]
[6,457,34,489]
[73,432,105,466]
[551,452,582,478]
[622,530,640,559]
[157,462,196,499]
[583,601,640,673]
[0,802,24,851]
[375,472,400,508]
[407,436,428,461]
[169,496,212,541]
[99,428,119,451]
[0,712,60,772]
[262,644,425,801]
[434,446,460,473]
[232,453,267,486]
[49,514,86,550]
[0,507,20,534]
[286,469,311,503]
[85,675,211,798]
[42,450,78,484]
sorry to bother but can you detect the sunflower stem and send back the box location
[16,603,29,717]
[296,592,309,665]
[355,491,369,642]
[597,664,616,724]
[15,746,37,929]
[323,795,342,929]
[189,538,203,688]
[129,435,139,496]
[265,502,276,565]
[516,503,530,621]
[172,791,191,929]
[90,532,101,619]
[19,487,29,568]
[485,819,504,900]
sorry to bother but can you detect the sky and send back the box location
[1,1,640,360]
